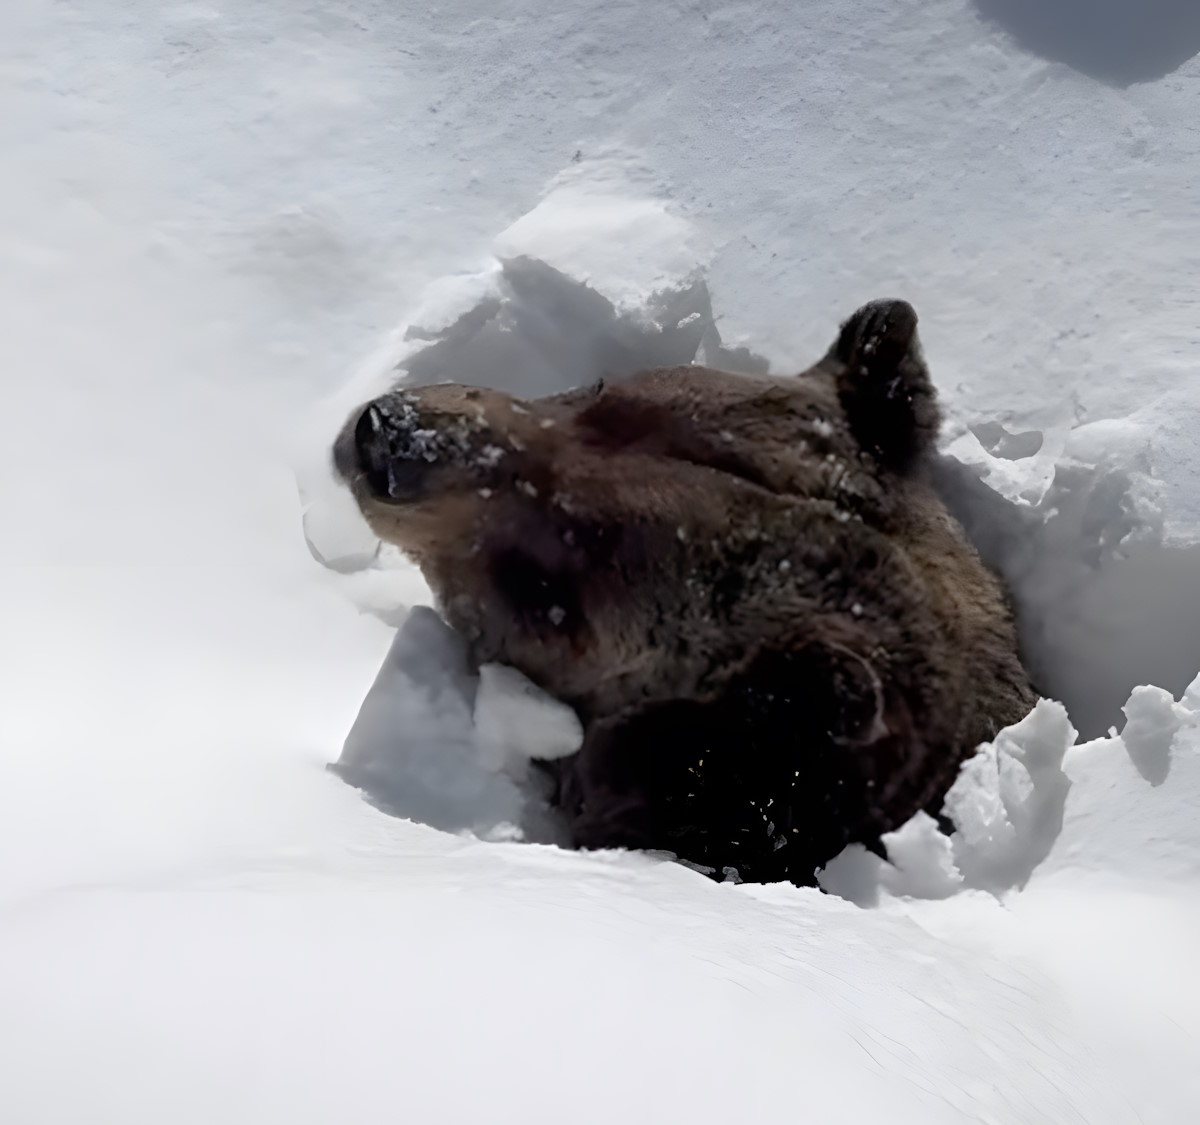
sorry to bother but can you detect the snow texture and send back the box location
[3,1,1200,1123]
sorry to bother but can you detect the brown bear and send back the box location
[332,299,1036,885]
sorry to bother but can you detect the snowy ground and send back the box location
[3,1,1200,1122]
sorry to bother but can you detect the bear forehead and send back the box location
[561,365,845,438]
[537,366,880,515]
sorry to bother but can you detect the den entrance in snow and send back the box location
[316,257,1200,848]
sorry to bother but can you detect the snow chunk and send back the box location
[823,701,1078,905]
[474,663,584,772]
[297,477,382,575]
[820,813,963,905]
[1181,670,1200,716]
[332,608,564,842]
[881,812,964,899]
[1027,703,1200,888]
[1120,684,1185,787]
[494,151,707,311]
[945,699,1076,894]
[816,846,885,906]
[824,672,1200,902]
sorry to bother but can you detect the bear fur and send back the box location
[332,299,1035,885]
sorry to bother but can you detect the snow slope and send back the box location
[2,1,1199,1122]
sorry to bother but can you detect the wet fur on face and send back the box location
[334,300,1035,884]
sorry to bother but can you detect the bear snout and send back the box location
[333,398,438,504]
[334,387,529,507]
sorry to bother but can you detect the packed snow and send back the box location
[3,1,1199,1122]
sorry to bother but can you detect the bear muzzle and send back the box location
[333,399,437,504]
[334,390,518,506]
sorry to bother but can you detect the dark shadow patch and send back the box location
[973,0,1200,85]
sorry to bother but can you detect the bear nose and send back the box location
[334,400,430,503]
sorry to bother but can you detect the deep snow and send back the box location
[2,1,1200,1122]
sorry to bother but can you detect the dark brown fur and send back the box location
[333,300,1035,884]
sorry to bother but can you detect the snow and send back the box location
[474,662,584,767]
[3,1,1200,1122]
[332,606,575,843]
[822,699,1078,902]
[1120,684,1187,787]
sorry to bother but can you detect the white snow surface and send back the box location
[3,1,1200,1122]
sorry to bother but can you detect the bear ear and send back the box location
[828,299,940,471]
